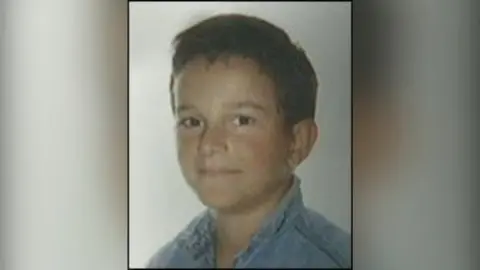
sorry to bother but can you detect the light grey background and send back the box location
[129,2,351,267]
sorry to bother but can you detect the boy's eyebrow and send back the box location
[227,101,267,112]
[175,101,267,114]
[176,104,195,114]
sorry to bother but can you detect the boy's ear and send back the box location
[287,119,318,169]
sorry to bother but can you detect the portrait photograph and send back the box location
[129,2,351,268]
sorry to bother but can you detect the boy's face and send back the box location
[172,56,296,213]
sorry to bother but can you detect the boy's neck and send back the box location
[213,176,294,255]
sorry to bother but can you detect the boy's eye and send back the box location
[233,115,255,126]
[178,117,202,128]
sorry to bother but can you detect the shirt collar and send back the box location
[252,175,304,243]
[183,174,305,261]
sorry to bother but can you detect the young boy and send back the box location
[147,14,351,268]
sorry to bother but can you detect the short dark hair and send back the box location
[169,14,318,129]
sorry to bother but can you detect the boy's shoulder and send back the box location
[145,210,211,268]
[292,207,351,268]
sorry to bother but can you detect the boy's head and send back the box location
[170,14,318,213]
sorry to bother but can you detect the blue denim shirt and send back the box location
[147,176,351,268]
